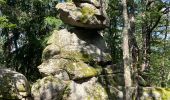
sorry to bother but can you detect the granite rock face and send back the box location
[45,29,111,62]
[0,68,31,100]
[56,0,109,29]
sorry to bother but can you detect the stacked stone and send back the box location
[1,0,170,99]
[31,0,111,100]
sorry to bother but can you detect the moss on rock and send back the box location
[80,6,95,23]
[60,51,93,62]
[65,61,98,80]
[47,30,59,45]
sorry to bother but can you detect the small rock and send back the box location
[42,44,60,60]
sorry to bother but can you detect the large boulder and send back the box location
[0,68,31,100]
[45,29,111,62]
[56,1,109,29]
[31,76,67,100]
[63,77,108,100]
[38,58,99,80]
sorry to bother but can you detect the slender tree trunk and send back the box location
[128,0,140,86]
[141,24,151,71]
[122,0,132,99]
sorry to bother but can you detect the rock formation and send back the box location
[31,1,170,100]
[32,28,110,99]
[31,0,111,100]
[1,1,170,100]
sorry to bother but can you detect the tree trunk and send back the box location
[128,0,139,85]
[141,23,151,72]
[122,0,132,99]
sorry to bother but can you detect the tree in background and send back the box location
[0,0,63,81]
[122,0,132,99]
[106,0,170,87]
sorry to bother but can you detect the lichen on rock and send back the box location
[64,61,98,80]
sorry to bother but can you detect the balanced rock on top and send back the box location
[56,0,109,29]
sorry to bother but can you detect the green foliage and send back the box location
[0,0,6,4]
[105,0,123,63]
[0,16,16,28]
[106,0,170,87]
[44,16,63,30]
[0,0,63,82]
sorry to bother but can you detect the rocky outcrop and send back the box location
[31,0,111,99]
[56,0,109,29]
[0,68,31,100]
[30,0,170,100]
[32,28,110,99]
